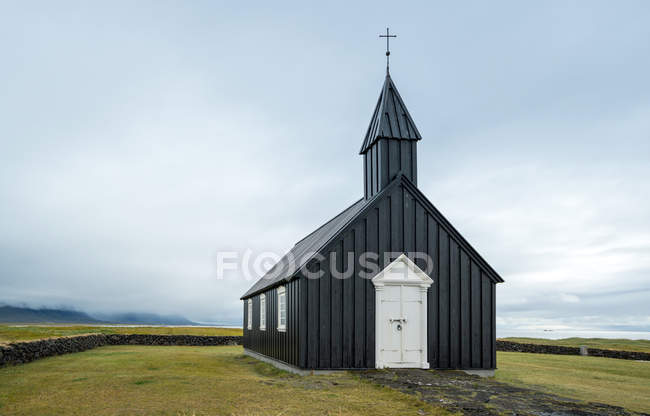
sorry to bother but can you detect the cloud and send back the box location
[559,294,580,304]
[0,1,649,331]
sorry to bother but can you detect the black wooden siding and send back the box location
[364,139,417,199]
[242,279,301,366]
[243,178,498,370]
[302,181,497,370]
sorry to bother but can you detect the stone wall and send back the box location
[583,346,650,361]
[497,340,580,355]
[497,340,650,361]
[2,336,647,367]
[0,334,242,367]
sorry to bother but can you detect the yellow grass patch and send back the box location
[0,345,451,415]
[0,325,242,344]
[496,351,650,413]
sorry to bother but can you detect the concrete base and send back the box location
[462,369,495,377]
[244,349,496,377]
[243,348,343,376]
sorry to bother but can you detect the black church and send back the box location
[241,53,504,374]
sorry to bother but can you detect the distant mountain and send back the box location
[0,305,200,326]
[94,312,199,326]
[0,305,105,324]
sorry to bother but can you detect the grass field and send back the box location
[0,325,243,344]
[2,328,648,414]
[501,337,650,354]
[496,351,650,413]
[4,326,648,355]
[0,345,449,415]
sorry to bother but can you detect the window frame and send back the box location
[259,294,266,330]
[247,299,252,330]
[277,286,286,332]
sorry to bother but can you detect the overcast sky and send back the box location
[1,1,648,333]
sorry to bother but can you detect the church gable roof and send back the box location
[314,174,504,285]
[359,74,422,154]
[241,173,503,299]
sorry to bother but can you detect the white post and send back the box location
[420,285,429,369]
[375,284,384,368]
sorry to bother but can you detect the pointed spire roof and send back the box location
[359,73,422,154]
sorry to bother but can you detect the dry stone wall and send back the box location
[2,337,646,367]
[497,340,650,361]
[0,334,242,366]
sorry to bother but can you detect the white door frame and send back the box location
[372,253,433,369]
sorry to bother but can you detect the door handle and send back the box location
[389,318,407,324]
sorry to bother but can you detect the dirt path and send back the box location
[358,368,645,416]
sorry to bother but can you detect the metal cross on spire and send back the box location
[379,27,397,74]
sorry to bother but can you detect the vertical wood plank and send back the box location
[414,202,427,271]
[379,139,390,188]
[438,228,450,368]
[378,197,390,270]
[293,282,297,364]
[400,140,411,182]
[481,273,491,369]
[342,231,355,368]
[308,267,319,368]
[388,140,400,179]
[411,141,417,185]
[492,283,496,369]
[299,276,308,367]
[460,250,471,368]
[331,241,343,367]
[289,282,293,364]
[427,216,438,368]
[354,222,366,367]
[364,153,370,198]
[449,240,460,368]
[470,261,481,368]
[366,208,379,368]
[319,255,331,368]
[373,145,379,195]
[404,190,415,258]
[390,188,403,254]
[291,279,300,366]
[370,146,376,195]
[414,203,428,368]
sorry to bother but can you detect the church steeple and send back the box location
[361,73,421,199]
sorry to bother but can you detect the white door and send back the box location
[380,285,423,366]
[373,254,433,369]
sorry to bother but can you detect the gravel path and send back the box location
[358,368,646,416]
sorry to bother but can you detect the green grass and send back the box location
[496,351,650,414]
[500,337,650,354]
[0,325,242,344]
[0,345,451,415]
